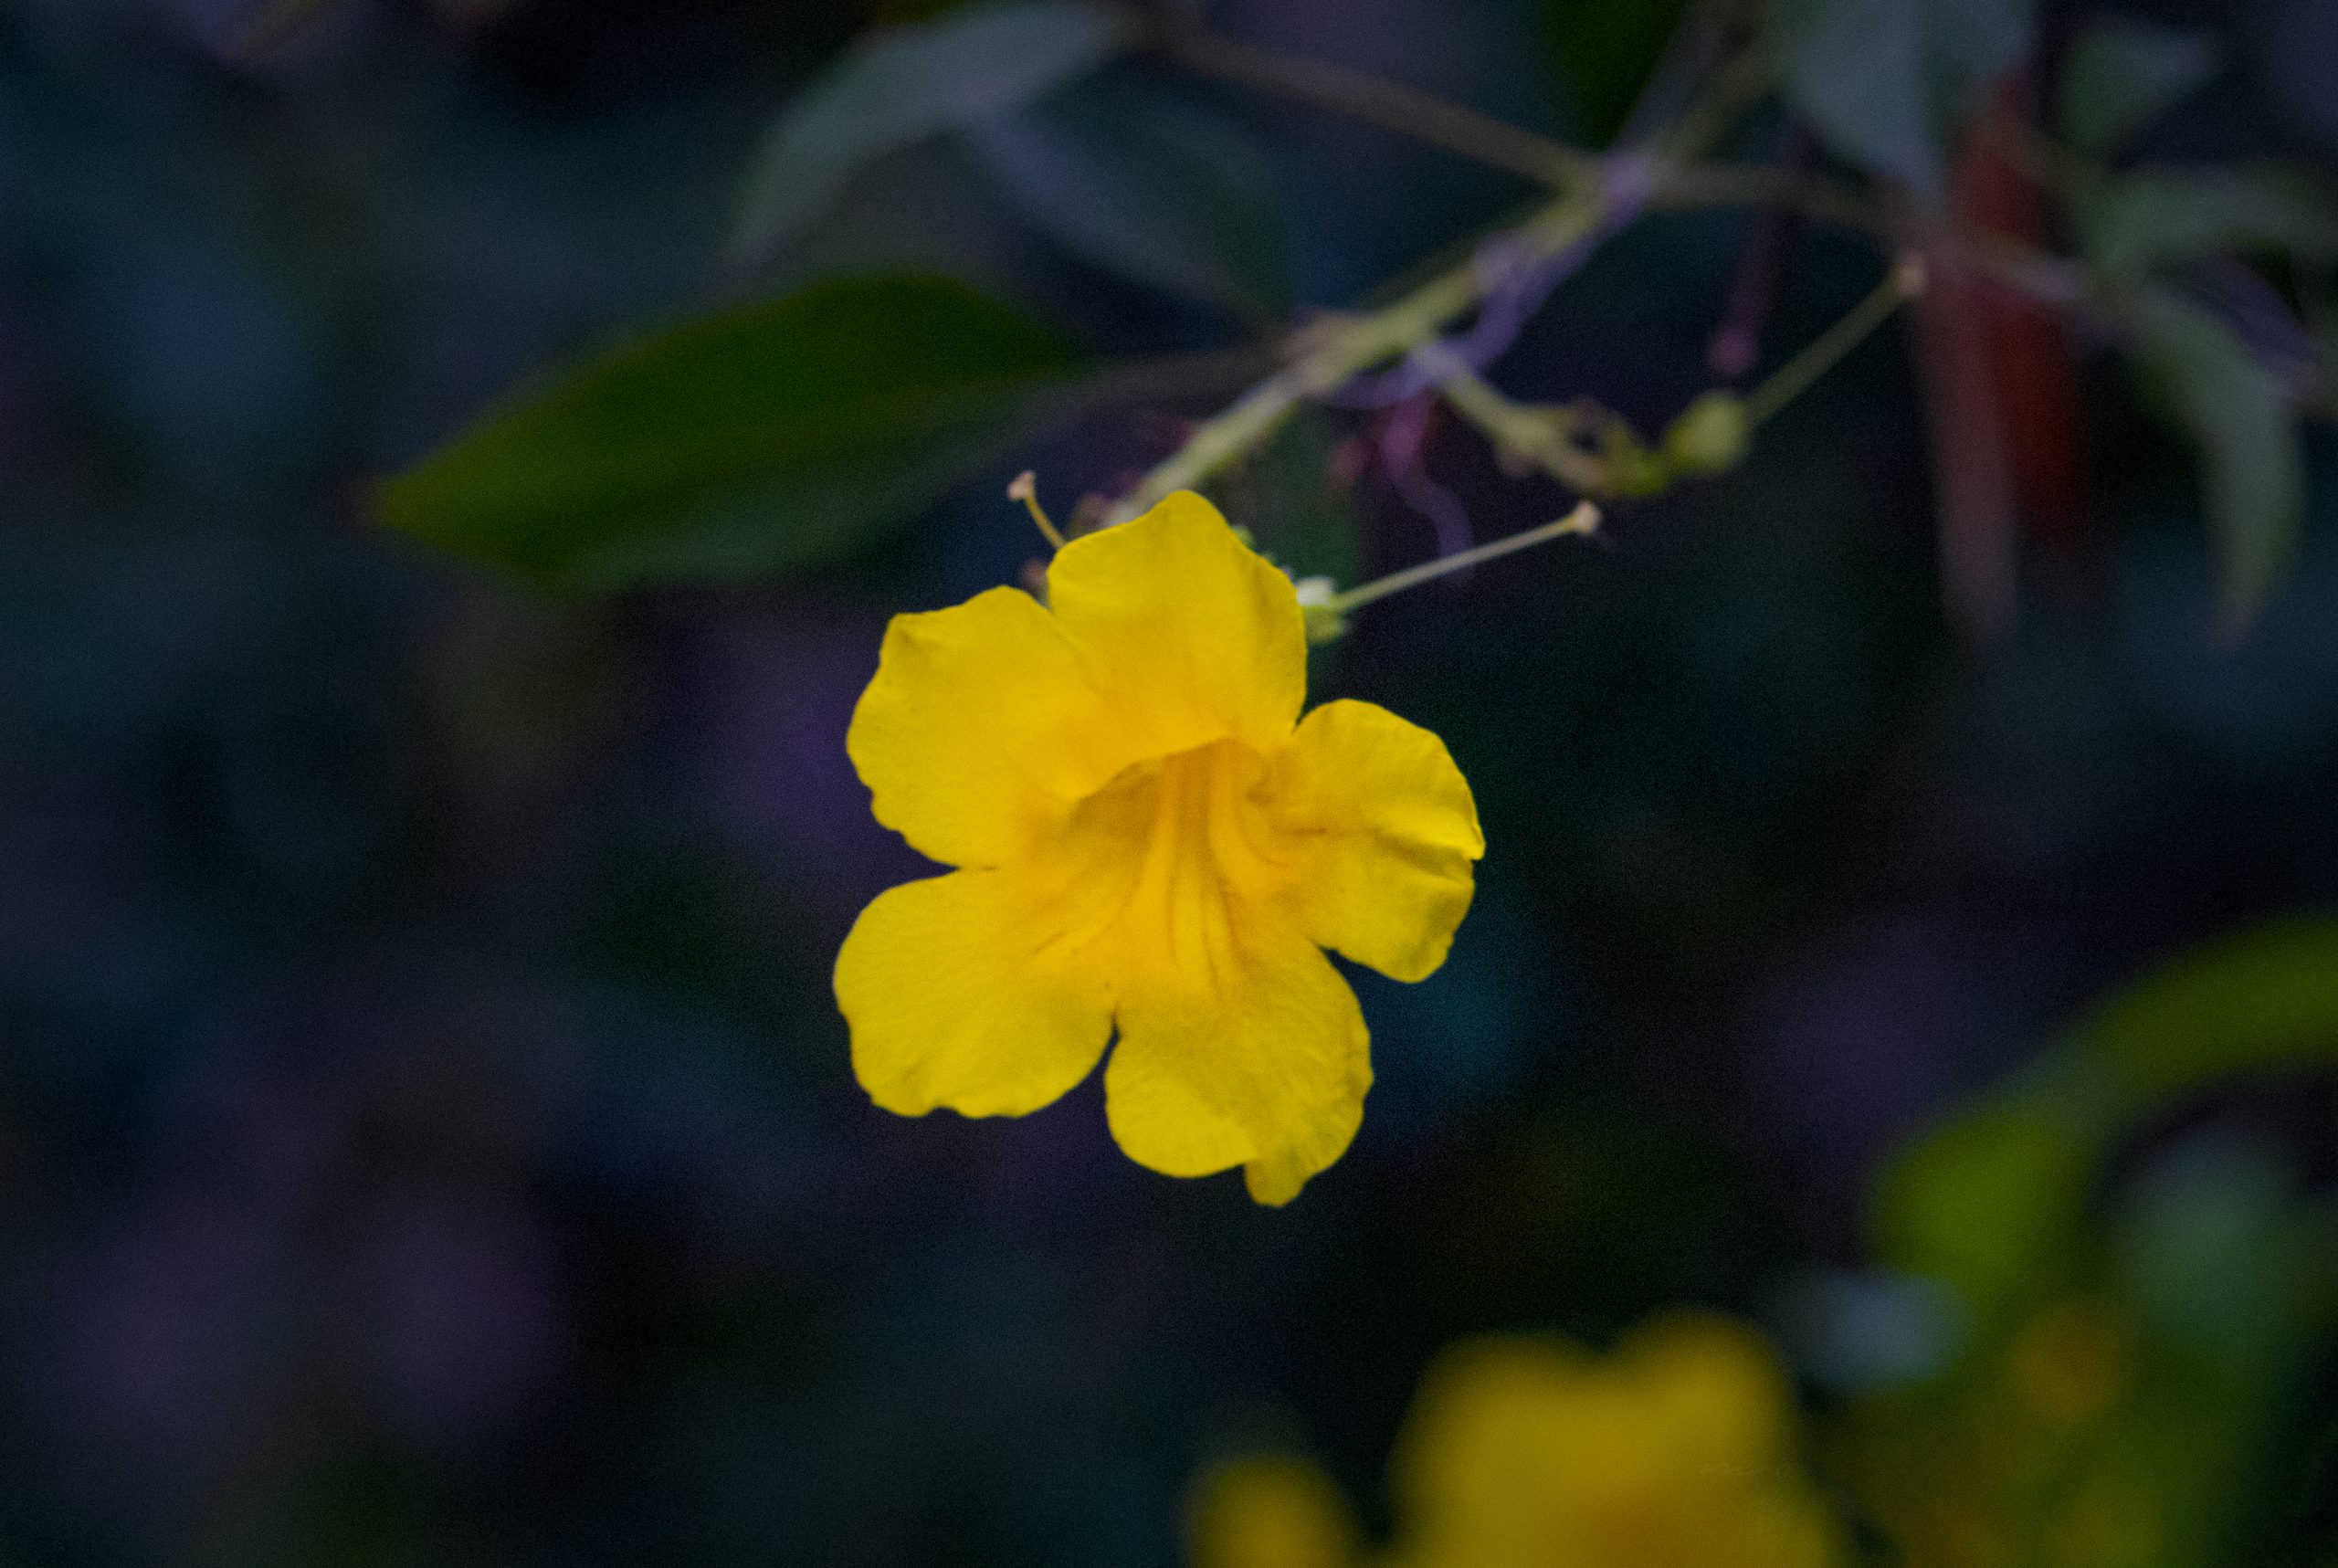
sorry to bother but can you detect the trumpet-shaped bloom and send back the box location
[836,491,1482,1203]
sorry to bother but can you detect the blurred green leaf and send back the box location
[379,273,1086,591]
[2082,166,2338,279]
[2058,16,2219,157]
[2101,1137,2327,1568]
[964,85,1290,319]
[1872,1097,2098,1321]
[2127,288,2305,628]
[1539,0,1690,148]
[2116,1137,2308,1358]
[1764,0,2036,198]
[2069,915,2338,1100]
[1873,916,2338,1327]
[723,1,1132,273]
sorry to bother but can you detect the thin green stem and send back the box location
[1431,357,1611,491]
[1656,163,2093,315]
[1101,191,1608,524]
[1652,163,1887,234]
[1740,256,1926,428]
[1328,502,1602,613]
[1648,38,1774,163]
[1103,37,1781,529]
[1152,22,1593,187]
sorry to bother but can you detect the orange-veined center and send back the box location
[1019,737,1309,997]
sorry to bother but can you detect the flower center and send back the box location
[1030,739,1301,989]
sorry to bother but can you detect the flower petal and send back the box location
[1047,492,1307,759]
[847,586,1132,868]
[836,868,1113,1118]
[1102,916,1369,1205]
[1270,700,1485,983]
[1187,1458,1359,1568]
[1625,1315,1796,1474]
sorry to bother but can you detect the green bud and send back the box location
[1302,607,1351,645]
[1662,391,1751,477]
[1606,444,1670,498]
[1589,417,1668,498]
[1293,576,1350,645]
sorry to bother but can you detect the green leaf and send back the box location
[2115,1137,2310,1357]
[1872,1097,2097,1321]
[378,274,1087,591]
[1765,0,2037,198]
[2127,288,2305,628]
[1539,0,1691,148]
[2058,16,2219,157]
[1872,917,2338,1326]
[964,85,1290,320]
[725,1,1134,273]
[2068,915,2338,1102]
[2082,165,2338,279]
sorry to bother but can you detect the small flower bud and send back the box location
[1293,576,1349,645]
[1663,391,1751,477]
[1606,444,1671,498]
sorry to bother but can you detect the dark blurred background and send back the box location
[4,0,2337,1563]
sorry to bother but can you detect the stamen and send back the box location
[1008,471,1067,551]
[1328,500,1601,614]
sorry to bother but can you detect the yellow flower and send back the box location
[1188,1456,1360,1568]
[1178,1318,1844,1568]
[1390,1317,1843,1568]
[835,491,1483,1204]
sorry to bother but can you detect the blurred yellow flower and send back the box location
[1185,1316,1844,1568]
[1189,1456,1360,1568]
[1390,1317,1844,1568]
[836,491,1483,1204]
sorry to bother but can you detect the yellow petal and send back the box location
[1624,1314,1796,1474]
[1394,1338,1586,1552]
[835,868,1112,1118]
[1389,1323,1842,1568]
[1102,914,1369,1205]
[1047,492,1307,760]
[1269,700,1485,983]
[847,586,1132,868]
[1187,1457,1360,1568]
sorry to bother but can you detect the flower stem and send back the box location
[1740,255,1927,429]
[1105,36,1783,530]
[1428,355,1612,491]
[1103,191,1608,526]
[1327,502,1602,614]
[1149,19,1592,187]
